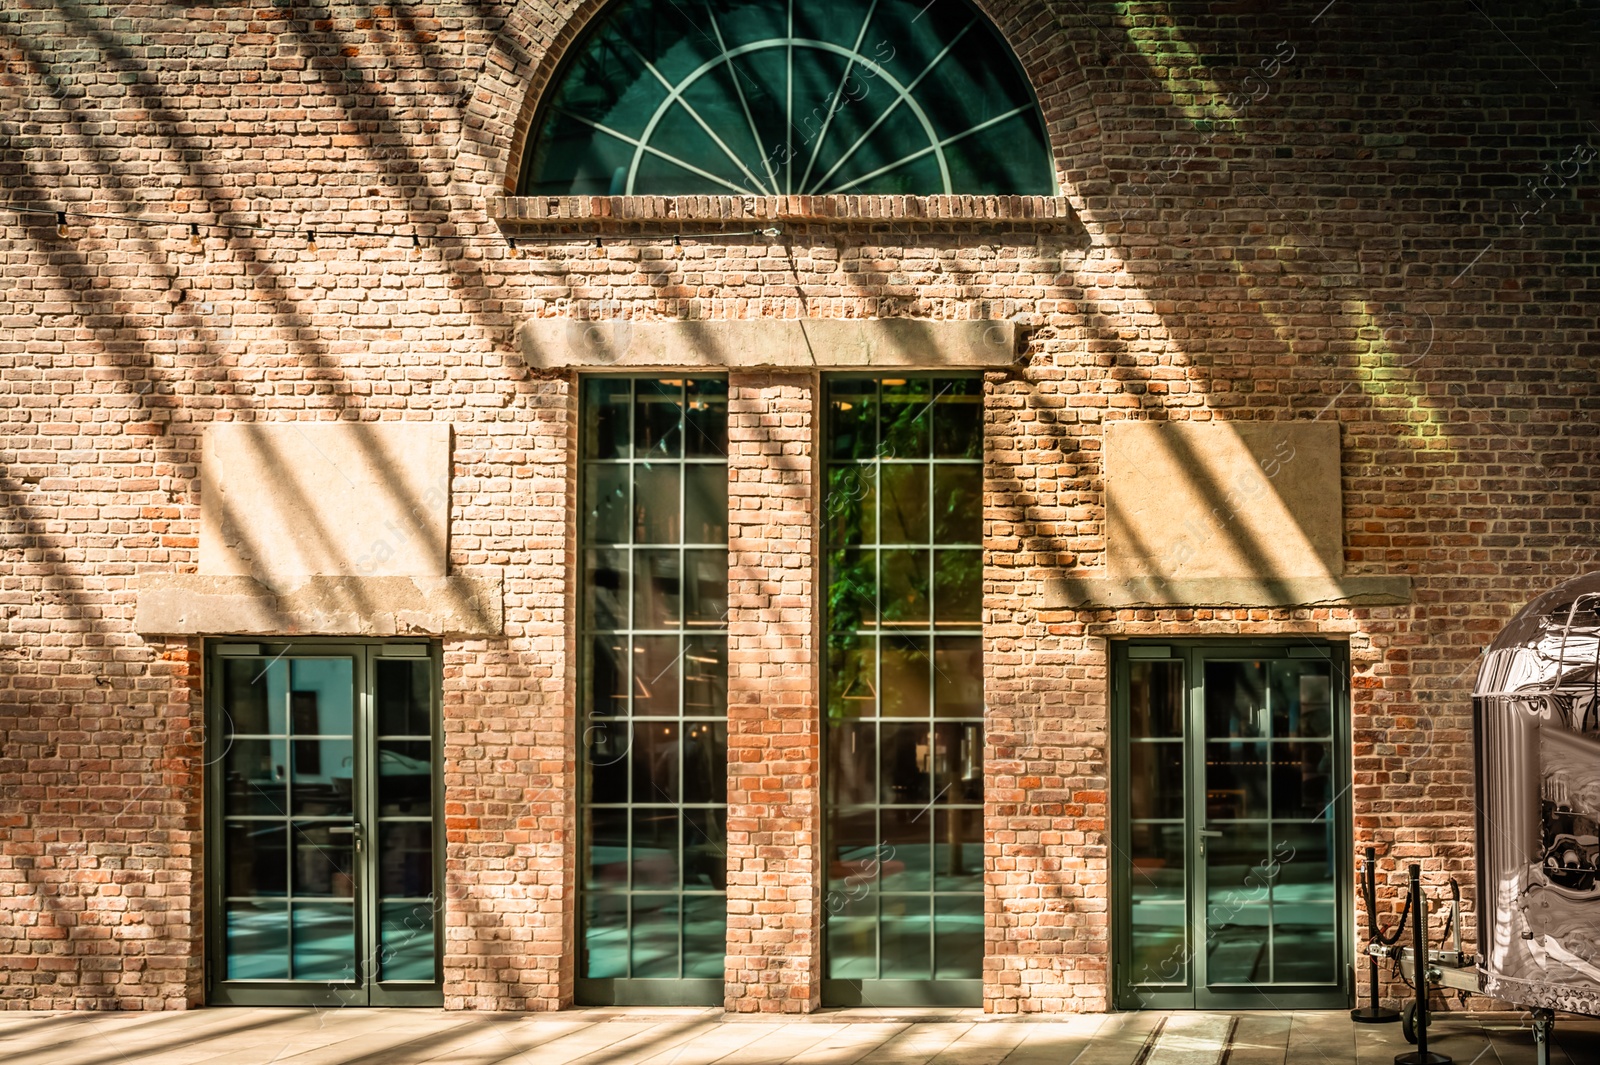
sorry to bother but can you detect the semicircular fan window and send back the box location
[519,0,1056,197]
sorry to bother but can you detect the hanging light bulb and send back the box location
[305,231,318,253]
[594,236,604,249]
[189,223,202,249]
[55,211,68,238]
[410,234,422,259]
[507,237,520,259]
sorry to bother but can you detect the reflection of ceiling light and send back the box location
[685,654,717,664]
[660,379,684,387]
[882,379,906,386]
[837,402,854,411]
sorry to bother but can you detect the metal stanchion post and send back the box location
[1353,846,1400,1023]
[1395,864,1452,1065]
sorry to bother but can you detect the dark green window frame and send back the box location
[577,376,731,1006]
[1111,640,1354,1011]
[519,0,1056,196]
[204,639,444,1008]
[821,374,986,1008]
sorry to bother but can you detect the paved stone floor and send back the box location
[2,1006,1599,1064]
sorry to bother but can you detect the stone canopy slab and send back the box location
[516,317,1017,370]
[133,574,503,637]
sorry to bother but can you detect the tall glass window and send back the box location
[822,375,985,1007]
[579,377,730,1005]
[520,0,1055,196]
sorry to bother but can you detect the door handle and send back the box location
[1199,829,1224,837]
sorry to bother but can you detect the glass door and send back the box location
[206,641,442,1006]
[1113,642,1351,1010]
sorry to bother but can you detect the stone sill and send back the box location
[1045,574,1413,611]
[489,194,1079,231]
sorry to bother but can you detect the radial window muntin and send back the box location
[520,0,1056,197]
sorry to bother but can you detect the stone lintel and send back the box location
[1044,575,1413,610]
[517,318,1017,370]
[134,574,504,637]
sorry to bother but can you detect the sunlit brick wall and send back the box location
[1,0,1598,1012]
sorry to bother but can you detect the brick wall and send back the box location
[1,0,1598,1012]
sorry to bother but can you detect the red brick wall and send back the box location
[725,374,821,1012]
[1,0,1598,1012]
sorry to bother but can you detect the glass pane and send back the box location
[289,659,353,735]
[584,894,628,978]
[881,636,930,717]
[933,637,982,717]
[1206,904,1271,984]
[380,900,436,981]
[1272,742,1333,819]
[584,464,629,545]
[586,715,629,801]
[375,658,431,737]
[880,895,931,978]
[630,895,680,977]
[684,378,728,458]
[932,380,983,459]
[1129,742,1184,821]
[683,549,728,625]
[291,822,355,897]
[825,891,876,979]
[225,822,287,897]
[1205,660,1269,738]
[881,379,932,458]
[933,722,983,804]
[378,821,433,898]
[880,721,930,806]
[683,636,726,717]
[880,549,929,624]
[684,807,726,889]
[934,895,983,979]
[827,549,877,631]
[584,549,629,630]
[635,465,681,543]
[1206,823,1275,914]
[586,807,629,889]
[291,902,354,981]
[1273,917,1336,984]
[879,463,929,543]
[583,377,632,459]
[634,549,682,628]
[1274,822,1336,893]
[933,551,981,625]
[932,465,981,544]
[932,807,982,890]
[1129,660,1184,739]
[828,634,876,718]
[682,722,727,804]
[632,636,680,717]
[683,464,728,544]
[824,464,876,546]
[633,722,681,804]
[631,807,679,886]
[828,808,880,889]
[682,894,727,978]
[1128,822,1187,986]
[634,380,683,457]
[828,380,878,460]
[291,738,354,817]
[586,637,628,720]
[378,741,432,815]
[1206,742,1269,821]
[1273,660,1333,738]
[224,739,288,816]
[222,658,282,735]
[881,807,931,891]
[226,902,289,979]
[827,719,877,807]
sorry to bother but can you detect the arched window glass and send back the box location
[519,0,1055,196]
